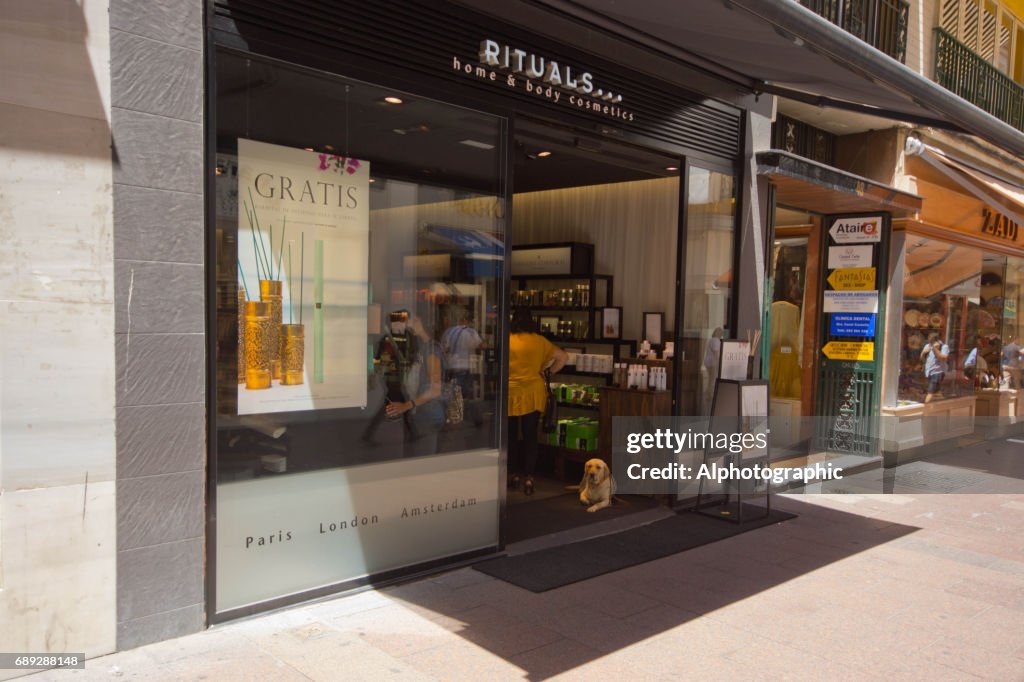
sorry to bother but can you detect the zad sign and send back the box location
[829,216,882,244]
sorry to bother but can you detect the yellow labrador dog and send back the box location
[577,458,617,512]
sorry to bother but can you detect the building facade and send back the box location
[2,0,1023,670]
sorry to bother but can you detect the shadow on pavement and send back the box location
[379,496,920,680]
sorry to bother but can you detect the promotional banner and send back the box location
[237,139,369,414]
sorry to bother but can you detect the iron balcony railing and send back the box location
[799,0,909,63]
[934,28,1024,132]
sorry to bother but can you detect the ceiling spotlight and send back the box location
[304,147,314,152]
[324,144,334,151]
[369,178,376,183]
[537,150,552,158]
[384,96,403,105]
[665,165,679,171]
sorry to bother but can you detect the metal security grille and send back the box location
[815,364,877,454]
[211,0,742,161]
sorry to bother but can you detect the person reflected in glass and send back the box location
[508,308,567,496]
[702,327,723,414]
[1001,335,1021,389]
[385,303,445,457]
[442,307,483,426]
[921,332,950,403]
[361,310,410,446]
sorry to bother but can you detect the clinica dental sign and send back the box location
[451,39,635,122]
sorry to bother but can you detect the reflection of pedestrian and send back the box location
[920,332,950,403]
[385,304,446,458]
[361,310,411,445]
[701,328,723,414]
[442,309,483,424]
[508,308,567,496]
[1002,336,1021,388]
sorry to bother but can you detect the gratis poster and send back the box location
[237,139,369,414]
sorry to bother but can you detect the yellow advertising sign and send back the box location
[827,268,876,291]
[822,341,874,361]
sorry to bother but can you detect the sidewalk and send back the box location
[30,490,1024,680]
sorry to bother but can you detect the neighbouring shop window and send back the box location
[896,236,998,404]
[769,238,808,401]
[1002,256,1024,387]
[212,51,505,613]
[683,166,735,415]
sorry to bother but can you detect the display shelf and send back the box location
[513,273,613,282]
[523,306,590,312]
[557,401,600,411]
[554,367,612,379]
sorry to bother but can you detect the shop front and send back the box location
[880,138,1024,461]
[207,0,758,621]
[761,129,1024,466]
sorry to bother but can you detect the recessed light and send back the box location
[537,150,552,158]
[304,147,314,152]
[369,178,376,183]
[324,144,334,151]
[384,96,403,105]
[665,166,679,171]
[459,139,495,150]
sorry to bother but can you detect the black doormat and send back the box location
[476,505,795,592]
[505,493,663,544]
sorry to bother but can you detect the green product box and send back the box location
[566,420,599,452]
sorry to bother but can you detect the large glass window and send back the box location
[682,166,735,415]
[212,52,505,614]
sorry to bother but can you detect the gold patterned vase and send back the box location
[244,300,272,390]
[237,289,246,384]
[259,279,283,381]
[280,323,305,385]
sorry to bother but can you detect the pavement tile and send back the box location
[507,637,605,681]
[426,604,564,659]
[944,577,1024,612]
[248,623,432,680]
[302,588,394,620]
[919,640,1024,681]
[400,640,524,680]
[957,605,1024,657]
[317,603,460,658]
[157,651,310,681]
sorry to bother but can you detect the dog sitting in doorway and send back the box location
[567,458,617,512]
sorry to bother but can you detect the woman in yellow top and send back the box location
[508,308,567,495]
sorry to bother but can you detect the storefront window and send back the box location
[683,166,735,414]
[897,236,983,403]
[1003,256,1024,388]
[212,52,505,614]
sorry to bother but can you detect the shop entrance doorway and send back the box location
[505,118,681,544]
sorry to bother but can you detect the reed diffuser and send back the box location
[280,237,305,385]
[244,190,287,382]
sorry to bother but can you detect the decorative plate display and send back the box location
[904,310,920,327]
[907,333,923,350]
[919,313,932,328]
[930,313,944,328]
